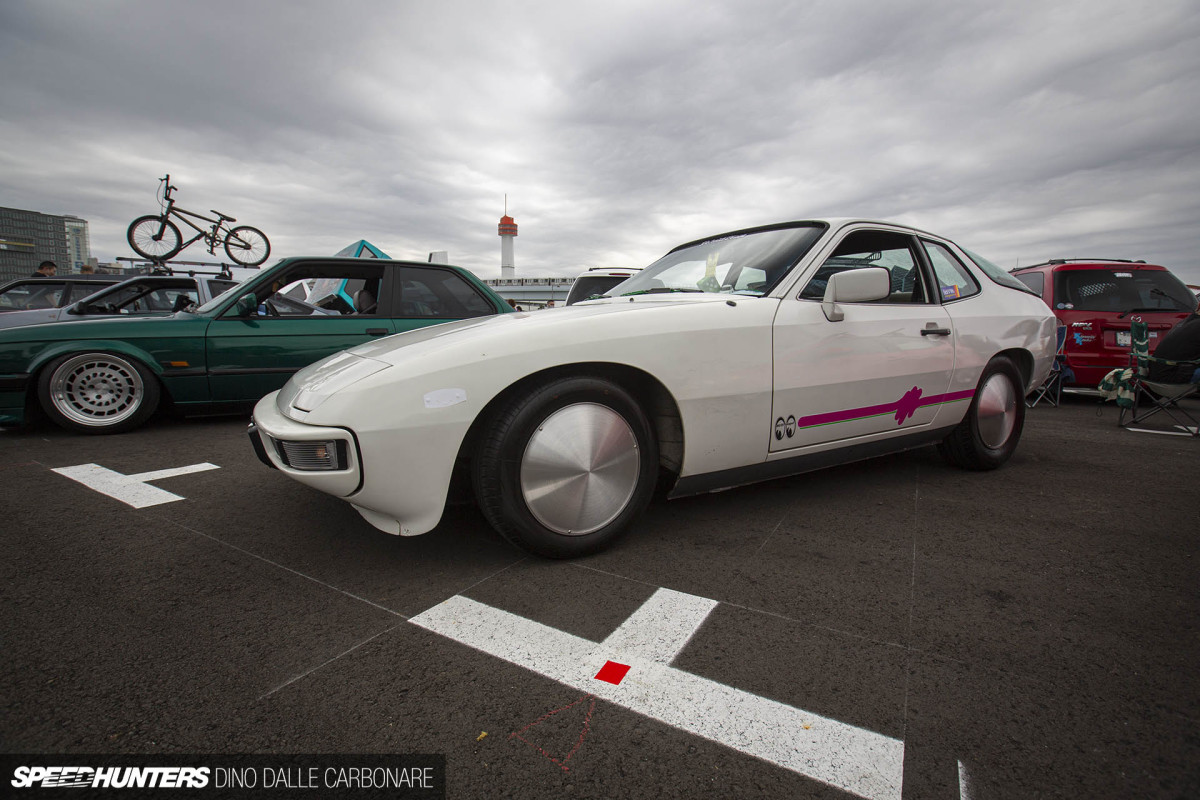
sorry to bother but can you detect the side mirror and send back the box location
[234,292,258,318]
[67,301,86,315]
[822,267,890,321]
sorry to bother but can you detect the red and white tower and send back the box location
[499,198,517,280]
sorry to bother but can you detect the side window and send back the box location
[207,279,239,297]
[1014,272,1044,297]
[800,230,929,303]
[922,241,980,301]
[243,264,385,317]
[395,267,495,318]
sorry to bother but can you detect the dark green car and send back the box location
[0,257,512,434]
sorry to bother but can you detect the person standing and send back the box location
[32,260,56,277]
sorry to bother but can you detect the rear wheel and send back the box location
[127,215,182,260]
[224,225,270,266]
[473,377,658,558]
[938,355,1025,470]
[37,352,160,434]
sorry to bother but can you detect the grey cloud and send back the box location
[1,0,1198,283]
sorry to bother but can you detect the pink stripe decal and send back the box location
[797,387,975,429]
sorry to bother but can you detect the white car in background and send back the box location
[250,219,1055,558]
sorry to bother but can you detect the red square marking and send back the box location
[594,660,631,685]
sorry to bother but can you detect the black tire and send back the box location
[938,355,1025,470]
[37,352,160,434]
[127,215,182,260]
[473,376,658,558]
[224,225,270,266]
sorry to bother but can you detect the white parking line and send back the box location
[51,462,220,508]
[410,590,904,800]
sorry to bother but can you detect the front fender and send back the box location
[27,339,168,379]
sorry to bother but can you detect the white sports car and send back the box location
[250,220,1055,557]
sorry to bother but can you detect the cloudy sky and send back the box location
[2,0,1198,283]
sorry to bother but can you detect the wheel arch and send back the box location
[994,347,1034,392]
[451,361,685,499]
[27,341,171,409]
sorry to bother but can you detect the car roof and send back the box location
[668,218,945,254]
[1,274,123,287]
[1012,259,1166,272]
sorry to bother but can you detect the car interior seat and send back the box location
[353,289,377,315]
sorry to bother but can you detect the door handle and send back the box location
[920,327,951,336]
[366,328,388,336]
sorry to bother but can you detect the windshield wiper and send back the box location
[620,287,704,296]
[1119,307,1170,319]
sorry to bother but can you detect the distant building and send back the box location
[499,210,517,280]
[64,216,92,273]
[0,206,92,283]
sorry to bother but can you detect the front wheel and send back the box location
[938,355,1025,470]
[473,377,659,558]
[37,352,160,434]
[127,215,182,260]
[224,225,270,266]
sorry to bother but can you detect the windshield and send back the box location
[612,224,826,298]
[1053,268,1195,313]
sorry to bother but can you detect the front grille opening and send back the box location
[273,438,349,471]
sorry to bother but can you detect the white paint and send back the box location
[423,388,467,409]
[601,587,717,663]
[410,590,903,800]
[958,759,973,800]
[51,462,220,508]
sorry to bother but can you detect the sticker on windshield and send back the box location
[941,285,961,300]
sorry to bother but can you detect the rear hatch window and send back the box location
[1055,268,1193,366]
[1053,268,1194,314]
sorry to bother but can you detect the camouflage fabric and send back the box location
[1097,320,1150,408]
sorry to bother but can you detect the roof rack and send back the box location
[115,256,253,280]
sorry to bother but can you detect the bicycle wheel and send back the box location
[127,215,182,260]
[224,225,270,266]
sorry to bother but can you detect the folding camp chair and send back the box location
[1113,320,1200,437]
[1027,324,1068,408]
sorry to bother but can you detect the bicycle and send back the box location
[127,174,271,266]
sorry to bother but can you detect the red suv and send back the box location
[1011,259,1195,388]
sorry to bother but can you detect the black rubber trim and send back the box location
[209,367,298,376]
[669,426,954,499]
[246,423,276,469]
[0,374,30,392]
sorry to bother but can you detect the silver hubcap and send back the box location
[976,372,1017,449]
[520,402,641,536]
[49,354,143,427]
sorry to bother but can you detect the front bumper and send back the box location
[250,393,362,498]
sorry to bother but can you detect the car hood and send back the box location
[349,294,742,366]
[0,310,206,343]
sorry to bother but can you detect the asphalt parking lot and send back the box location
[2,398,1198,799]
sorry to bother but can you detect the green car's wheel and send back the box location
[473,376,658,558]
[38,352,160,434]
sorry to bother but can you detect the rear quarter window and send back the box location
[1014,272,1044,297]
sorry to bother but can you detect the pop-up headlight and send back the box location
[290,351,389,412]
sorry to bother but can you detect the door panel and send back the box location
[771,227,957,452]
[206,317,396,402]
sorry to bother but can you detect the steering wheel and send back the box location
[263,299,282,317]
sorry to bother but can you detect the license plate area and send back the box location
[1116,331,1131,347]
